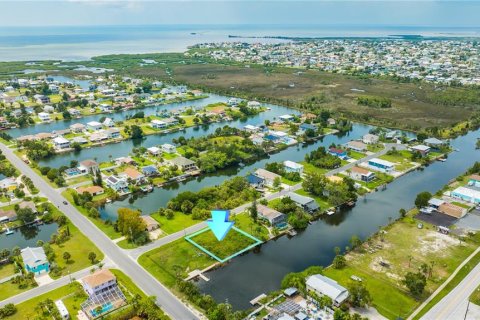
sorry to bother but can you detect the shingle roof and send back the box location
[21,247,48,268]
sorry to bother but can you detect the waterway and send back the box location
[0,223,58,251]
[197,128,480,310]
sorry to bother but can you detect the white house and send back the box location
[103,117,115,127]
[362,134,379,144]
[147,146,161,156]
[279,114,294,122]
[105,128,121,139]
[38,112,51,122]
[81,269,118,297]
[247,101,261,108]
[105,175,128,193]
[43,105,55,113]
[306,274,349,306]
[161,143,176,154]
[283,161,304,174]
[151,119,167,129]
[87,121,102,131]
[53,136,71,149]
[368,158,395,173]
[70,123,85,133]
[255,169,281,187]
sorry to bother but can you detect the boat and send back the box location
[326,210,335,216]
[105,199,112,203]
[5,228,13,235]
[437,158,447,162]
[287,229,297,237]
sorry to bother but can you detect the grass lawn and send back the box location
[162,152,178,160]
[379,150,415,172]
[232,213,270,241]
[324,215,479,320]
[281,177,299,186]
[348,150,367,160]
[65,175,91,186]
[151,211,198,234]
[300,161,328,175]
[0,280,35,301]
[470,283,480,306]
[367,144,385,153]
[62,189,121,239]
[295,188,331,211]
[117,239,139,249]
[0,263,16,279]
[451,201,471,209]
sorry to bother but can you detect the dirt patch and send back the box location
[416,230,460,256]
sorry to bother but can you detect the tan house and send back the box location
[140,215,160,232]
[77,185,105,196]
[438,203,467,218]
[254,169,281,187]
[81,269,117,296]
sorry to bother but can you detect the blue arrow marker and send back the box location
[207,210,234,241]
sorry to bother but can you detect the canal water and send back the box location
[197,128,480,310]
[98,124,374,220]
[0,223,58,251]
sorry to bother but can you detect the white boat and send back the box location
[105,199,112,203]
[326,210,335,216]
[5,228,13,235]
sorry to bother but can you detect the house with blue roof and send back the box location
[247,174,265,188]
[300,123,316,132]
[142,165,159,177]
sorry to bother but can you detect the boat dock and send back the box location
[249,293,267,306]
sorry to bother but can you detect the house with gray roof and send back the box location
[169,156,197,172]
[21,247,49,275]
[287,192,319,212]
[306,274,349,306]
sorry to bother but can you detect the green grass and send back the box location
[117,239,139,249]
[295,188,331,211]
[451,201,471,209]
[0,263,16,280]
[150,211,198,234]
[281,177,299,186]
[0,279,33,301]
[300,161,328,175]
[348,150,367,160]
[232,213,270,241]
[470,284,480,306]
[65,175,91,186]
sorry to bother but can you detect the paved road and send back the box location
[420,250,480,320]
[0,144,199,320]
[130,143,402,258]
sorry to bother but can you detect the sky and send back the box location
[0,1,479,28]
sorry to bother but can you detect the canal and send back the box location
[0,223,58,251]
[196,128,480,310]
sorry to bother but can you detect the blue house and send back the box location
[329,147,348,159]
[368,158,395,172]
[247,174,265,188]
[300,123,316,132]
[21,247,49,275]
[142,165,159,177]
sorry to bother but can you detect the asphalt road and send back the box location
[0,144,199,320]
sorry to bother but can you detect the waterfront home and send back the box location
[114,157,136,166]
[0,117,9,128]
[0,209,17,223]
[428,198,445,210]
[247,100,261,108]
[21,247,49,275]
[34,94,50,104]
[163,117,179,126]
[150,119,167,129]
[345,140,367,152]
[141,215,160,232]
[306,274,349,306]
[89,131,108,142]
[105,175,129,193]
[299,123,316,133]
[43,105,54,113]
[266,130,290,144]
[68,108,81,117]
[283,160,304,174]
[103,117,115,128]
[362,133,379,144]
[100,104,112,112]
[287,192,319,212]
[385,130,398,139]
[424,137,446,148]
[329,147,348,159]
[368,158,395,173]
[411,144,431,156]
[147,146,161,156]
[451,186,480,204]
[469,175,480,188]
[120,168,145,185]
[279,114,294,122]
[53,136,71,150]
[257,204,286,227]
[254,169,281,187]
[348,166,375,182]
[72,136,88,144]
[36,132,54,140]
[327,118,336,126]
[161,143,176,154]
[87,121,102,131]
[76,185,104,196]
[70,123,86,133]
[78,159,99,174]
[142,165,159,177]
[438,202,467,218]
[244,124,261,133]
[106,128,121,139]
[247,174,265,188]
[81,269,117,297]
[170,156,197,172]
[38,112,51,122]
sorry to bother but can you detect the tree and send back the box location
[16,208,36,224]
[403,271,426,296]
[88,252,97,264]
[117,208,147,244]
[63,252,71,263]
[349,235,362,250]
[333,254,346,269]
[415,191,432,208]
[348,282,372,307]
[130,125,144,139]
[249,199,258,222]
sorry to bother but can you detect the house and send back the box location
[43,105,54,113]
[53,136,71,149]
[121,168,145,184]
[247,101,261,108]
[150,119,167,129]
[100,104,112,112]
[254,169,281,187]
[257,204,286,227]
[385,130,398,139]
[247,174,265,188]
[87,121,102,131]
[106,127,121,139]
[468,175,480,188]
[362,133,379,144]
[163,117,179,126]
[142,165,159,177]
[299,123,316,133]
[287,192,319,212]
[105,175,129,193]
[411,145,431,156]
[451,187,480,204]
[21,247,49,275]
[0,117,9,129]
[141,215,160,232]
[244,124,260,133]
[34,94,50,104]
[114,157,136,166]
[438,202,467,218]
[424,138,445,148]
[70,123,85,133]
[283,161,304,174]
[306,274,349,306]
[279,114,294,122]
[147,146,161,156]
[102,117,115,127]
[161,143,176,154]
[170,156,197,172]
[38,112,51,122]
[349,166,375,182]
[327,118,336,126]
[0,209,17,223]
[89,131,108,142]
[428,198,445,210]
[0,177,17,191]
[346,140,367,152]
[76,186,105,196]
[329,147,348,159]
[68,108,81,117]
[368,158,395,173]
[78,160,99,174]
[81,269,117,297]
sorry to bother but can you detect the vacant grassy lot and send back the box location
[0,263,16,279]
[323,215,478,320]
[150,211,198,234]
